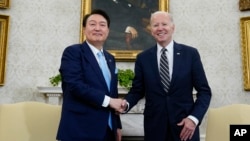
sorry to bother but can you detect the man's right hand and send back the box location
[109,98,128,113]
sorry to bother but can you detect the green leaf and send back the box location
[49,74,61,86]
[117,69,134,90]
[49,69,135,90]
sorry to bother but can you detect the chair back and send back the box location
[205,104,250,141]
[0,101,61,141]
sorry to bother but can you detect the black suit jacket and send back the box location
[125,42,211,141]
[56,41,121,141]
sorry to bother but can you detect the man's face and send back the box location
[150,13,175,47]
[84,14,109,48]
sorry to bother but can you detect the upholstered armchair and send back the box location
[205,104,250,141]
[0,101,61,141]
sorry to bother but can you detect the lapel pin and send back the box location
[177,52,180,55]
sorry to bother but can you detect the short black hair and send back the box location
[82,9,110,28]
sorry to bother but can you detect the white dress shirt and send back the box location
[86,41,110,107]
[157,40,198,125]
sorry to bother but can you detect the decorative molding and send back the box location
[0,14,9,85]
[37,86,145,113]
[37,87,63,105]
[0,0,10,8]
[240,16,250,90]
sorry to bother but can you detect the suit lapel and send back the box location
[81,42,107,87]
[103,51,116,93]
[149,46,163,85]
[171,42,182,85]
[103,51,115,76]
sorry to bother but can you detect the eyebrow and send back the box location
[88,20,107,24]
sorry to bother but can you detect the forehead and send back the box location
[152,13,169,20]
[150,13,171,24]
[87,14,107,23]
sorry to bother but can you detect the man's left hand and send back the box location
[177,117,196,141]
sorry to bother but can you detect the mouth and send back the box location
[93,33,102,36]
[157,32,166,37]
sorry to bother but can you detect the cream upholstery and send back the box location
[205,104,250,141]
[0,101,61,141]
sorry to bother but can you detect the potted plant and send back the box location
[49,69,134,90]
[117,69,134,90]
[49,73,61,86]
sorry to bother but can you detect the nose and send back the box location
[157,25,164,30]
[94,25,101,30]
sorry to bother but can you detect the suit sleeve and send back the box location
[60,46,105,107]
[191,49,212,124]
[124,53,146,111]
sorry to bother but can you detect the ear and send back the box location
[172,24,175,32]
[107,28,110,35]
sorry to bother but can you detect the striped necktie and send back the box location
[159,48,170,93]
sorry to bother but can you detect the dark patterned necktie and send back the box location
[160,48,170,93]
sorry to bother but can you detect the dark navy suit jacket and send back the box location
[125,42,211,141]
[56,41,121,141]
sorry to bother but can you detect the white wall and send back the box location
[1,0,250,136]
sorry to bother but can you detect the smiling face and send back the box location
[150,12,175,47]
[84,14,109,49]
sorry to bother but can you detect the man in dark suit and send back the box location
[56,9,124,141]
[122,11,212,141]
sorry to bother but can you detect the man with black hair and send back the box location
[56,9,124,141]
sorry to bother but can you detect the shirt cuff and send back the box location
[102,95,110,107]
[122,102,130,113]
[187,115,199,126]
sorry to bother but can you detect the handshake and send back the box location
[109,98,128,114]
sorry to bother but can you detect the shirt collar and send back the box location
[157,40,174,54]
[86,41,103,55]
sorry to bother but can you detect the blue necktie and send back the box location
[97,51,112,129]
[97,52,111,90]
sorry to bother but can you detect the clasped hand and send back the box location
[109,98,128,114]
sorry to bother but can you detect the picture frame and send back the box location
[80,0,169,61]
[0,14,9,85]
[0,0,10,8]
[240,16,250,90]
[239,0,250,11]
